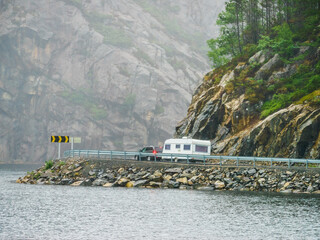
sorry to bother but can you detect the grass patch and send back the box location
[59,161,66,166]
[296,90,320,105]
[260,60,320,118]
[45,160,54,170]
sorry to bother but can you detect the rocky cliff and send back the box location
[0,0,225,163]
[176,47,320,159]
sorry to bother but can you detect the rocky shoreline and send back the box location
[17,157,320,194]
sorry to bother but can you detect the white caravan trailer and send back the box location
[162,137,211,160]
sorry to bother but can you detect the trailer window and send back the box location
[176,144,180,149]
[195,145,208,153]
[184,144,191,150]
[165,144,171,150]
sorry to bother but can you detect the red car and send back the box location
[135,146,162,161]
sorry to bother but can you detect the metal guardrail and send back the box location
[63,150,320,169]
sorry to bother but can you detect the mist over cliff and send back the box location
[0,0,225,163]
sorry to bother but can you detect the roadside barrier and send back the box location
[63,150,320,169]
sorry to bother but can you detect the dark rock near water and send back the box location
[16,158,320,194]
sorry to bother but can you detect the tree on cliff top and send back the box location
[207,0,320,66]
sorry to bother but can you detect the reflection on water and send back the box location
[0,167,320,240]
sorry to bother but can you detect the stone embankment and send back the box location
[17,157,320,194]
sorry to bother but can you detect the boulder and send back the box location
[116,178,130,187]
[163,175,172,181]
[103,182,114,188]
[283,182,292,189]
[149,174,163,182]
[73,166,82,172]
[133,180,148,187]
[307,185,314,193]
[126,181,134,188]
[180,173,193,178]
[176,177,188,185]
[255,54,283,80]
[153,170,163,177]
[59,178,72,185]
[165,168,182,174]
[248,168,257,176]
[168,180,180,188]
[214,180,225,189]
[179,185,187,190]
[248,50,272,64]
[82,179,93,186]
[92,179,108,186]
[148,181,162,188]
[71,181,83,186]
[100,173,115,181]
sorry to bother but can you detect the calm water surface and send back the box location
[1,164,320,240]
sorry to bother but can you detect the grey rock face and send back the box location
[255,54,283,80]
[0,0,225,163]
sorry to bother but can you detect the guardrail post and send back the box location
[237,157,239,167]
[203,155,205,166]
[98,150,100,159]
[306,159,308,169]
[154,154,156,162]
[219,156,222,167]
[253,157,256,167]
[170,154,173,163]
[139,152,141,161]
[78,150,80,157]
[124,151,126,161]
[110,151,113,160]
[271,158,273,167]
[288,158,291,168]
[72,150,74,158]
[187,155,189,164]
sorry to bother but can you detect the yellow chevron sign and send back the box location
[51,136,69,143]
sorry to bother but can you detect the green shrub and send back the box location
[59,161,65,166]
[207,38,229,68]
[260,94,292,118]
[258,23,297,58]
[45,160,54,170]
[306,75,320,92]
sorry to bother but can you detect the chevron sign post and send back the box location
[51,136,69,159]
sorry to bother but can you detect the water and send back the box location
[1,165,320,240]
